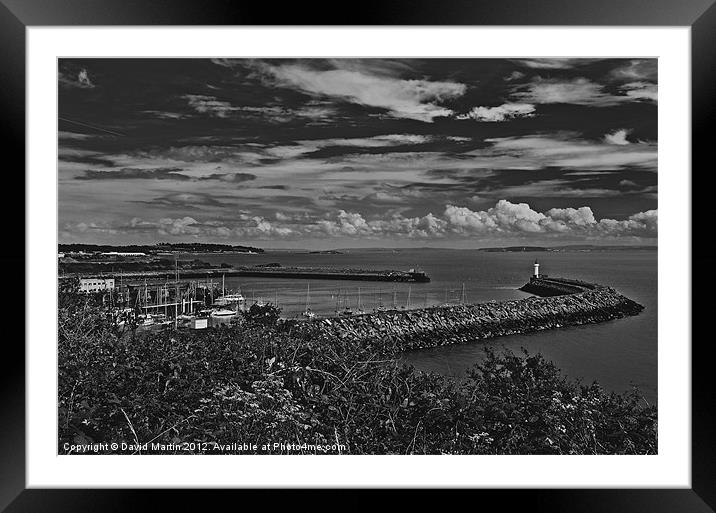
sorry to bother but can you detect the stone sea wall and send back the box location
[293,278,644,351]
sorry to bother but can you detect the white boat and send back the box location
[138,314,155,326]
[210,308,236,319]
[214,293,246,307]
[302,283,316,319]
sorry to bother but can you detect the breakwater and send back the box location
[292,277,643,351]
[64,266,430,283]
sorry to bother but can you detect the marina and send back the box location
[66,248,656,401]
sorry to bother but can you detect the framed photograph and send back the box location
[5,0,712,510]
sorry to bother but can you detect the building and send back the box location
[79,278,115,293]
[100,252,146,257]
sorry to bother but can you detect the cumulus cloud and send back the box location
[443,200,656,238]
[545,206,597,226]
[158,216,201,236]
[258,62,466,122]
[236,216,294,238]
[315,210,448,239]
[100,200,656,242]
[456,103,536,122]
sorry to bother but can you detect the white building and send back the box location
[79,278,115,293]
[100,252,146,257]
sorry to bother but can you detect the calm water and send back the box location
[184,248,657,403]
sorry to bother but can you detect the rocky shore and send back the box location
[292,277,644,351]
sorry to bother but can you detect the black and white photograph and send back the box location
[57,57,658,456]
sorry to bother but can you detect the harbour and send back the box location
[63,247,657,401]
[53,56,661,457]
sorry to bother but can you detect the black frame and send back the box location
[3,0,712,510]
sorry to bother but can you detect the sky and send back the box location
[58,58,657,249]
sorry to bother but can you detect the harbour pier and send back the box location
[289,276,644,351]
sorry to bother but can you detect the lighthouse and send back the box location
[533,260,540,278]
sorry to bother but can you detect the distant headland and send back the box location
[58,243,265,254]
[478,245,656,252]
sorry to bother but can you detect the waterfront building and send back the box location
[100,251,146,257]
[79,278,115,293]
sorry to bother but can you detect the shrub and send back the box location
[57,294,656,455]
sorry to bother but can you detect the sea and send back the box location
[181,248,658,404]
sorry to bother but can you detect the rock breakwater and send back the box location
[290,277,644,351]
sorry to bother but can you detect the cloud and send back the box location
[150,193,228,208]
[70,221,116,234]
[443,200,656,238]
[491,180,626,199]
[75,167,257,183]
[198,172,257,183]
[76,167,191,181]
[182,94,239,117]
[78,69,94,88]
[610,60,657,82]
[604,129,631,145]
[545,206,597,226]
[317,134,432,147]
[513,59,597,69]
[182,94,337,123]
[315,210,448,239]
[317,210,372,236]
[505,71,526,81]
[620,82,657,102]
[472,133,656,170]
[512,77,657,106]
[92,200,656,243]
[59,131,95,140]
[158,216,201,235]
[142,110,186,119]
[59,68,96,89]
[258,62,467,122]
[512,78,614,106]
[457,103,536,122]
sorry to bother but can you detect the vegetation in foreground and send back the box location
[58,292,657,455]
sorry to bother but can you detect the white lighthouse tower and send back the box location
[533,260,540,278]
